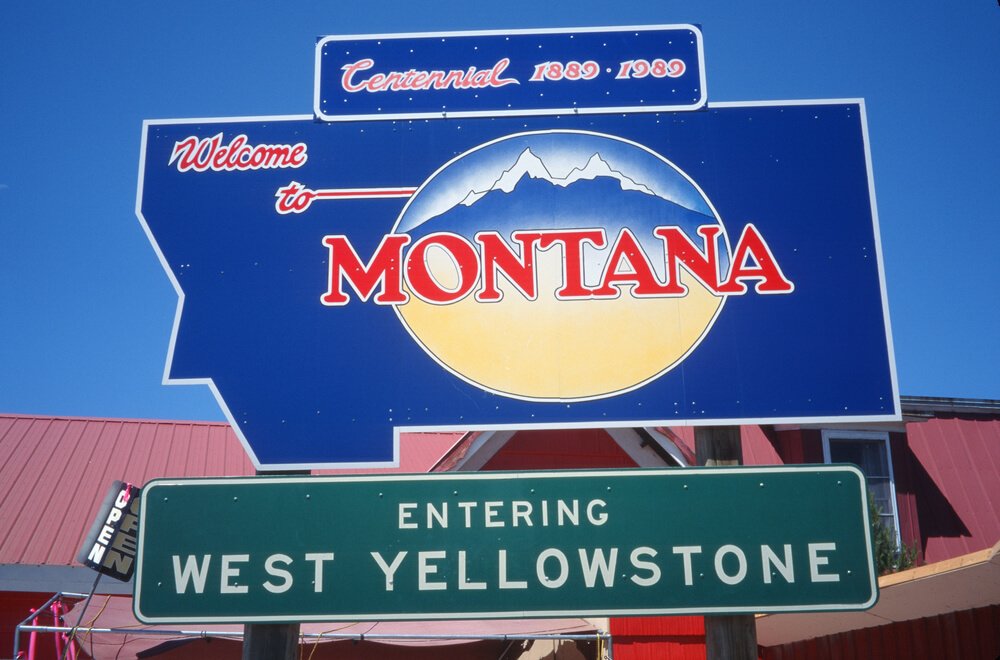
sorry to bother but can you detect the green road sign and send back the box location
[134,467,877,623]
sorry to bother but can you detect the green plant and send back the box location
[869,491,918,574]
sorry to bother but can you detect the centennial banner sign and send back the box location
[133,466,877,623]
[315,26,707,120]
[138,28,898,469]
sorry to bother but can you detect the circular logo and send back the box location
[393,130,730,401]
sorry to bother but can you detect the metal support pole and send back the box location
[695,426,758,660]
[59,573,101,660]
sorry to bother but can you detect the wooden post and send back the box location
[243,468,308,660]
[695,426,759,660]
[242,623,299,660]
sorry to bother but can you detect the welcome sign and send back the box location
[137,28,898,469]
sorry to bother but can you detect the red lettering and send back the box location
[319,225,793,306]
[341,58,375,92]
[717,224,795,294]
[488,58,519,88]
[195,134,220,170]
[224,135,247,169]
[475,231,542,302]
[405,233,480,304]
[410,71,429,89]
[212,144,228,170]
[655,225,724,295]
[537,229,606,299]
[168,136,198,170]
[593,228,678,297]
[289,144,307,166]
[339,58,521,94]
[321,234,410,305]
[169,133,307,172]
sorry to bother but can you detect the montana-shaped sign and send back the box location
[137,100,898,468]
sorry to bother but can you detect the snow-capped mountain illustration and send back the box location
[458,148,658,207]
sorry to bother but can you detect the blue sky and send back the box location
[1,1,998,423]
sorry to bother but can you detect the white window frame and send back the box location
[821,429,902,548]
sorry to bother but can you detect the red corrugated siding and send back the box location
[762,604,1000,660]
[889,431,923,555]
[0,414,460,566]
[904,415,1000,562]
[610,616,707,660]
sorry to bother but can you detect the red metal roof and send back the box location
[5,409,999,570]
[904,413,1000,562]
[0,414,461,567]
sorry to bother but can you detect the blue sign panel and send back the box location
[314,26,706,121]
[138,100,899,469]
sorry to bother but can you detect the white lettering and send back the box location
[629,547,661,586]
[398,503,418,529]
[536,548,569,588]
[427,502,447,529]
[512,501,533,527]
[418,550,447,591]
[371,551,407,591]
[172,554,211,594]
[263,554,294,593]
[579,548,618,587]
[673,546,702,586]
[220,554,249,594]
[305,552,334,592]
[87,544,106,564]
[114,489,130,509]
[484,501,504,528]
[97,525,114,544]
[557,500,579,526]
[458,550,486,590]
[499,549,528,589]
[459,501,477,527]
[586,499,608,526]
[762,544,795,584]
[714,545,748,585]
[809,542,840,582]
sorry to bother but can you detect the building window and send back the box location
[821,430,900,546]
